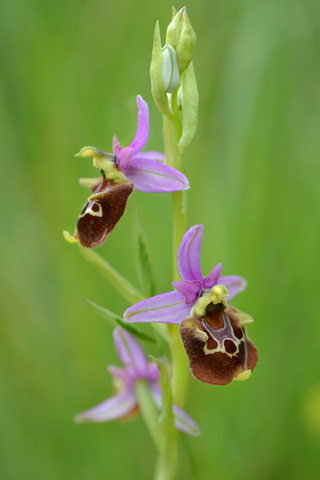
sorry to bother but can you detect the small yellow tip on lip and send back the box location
[63,230,79,243]
[235,370,252,381]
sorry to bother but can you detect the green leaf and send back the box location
[78,245,144,305]
[150,357,178,480]
[136,231,156,298]
[84,298,157,344]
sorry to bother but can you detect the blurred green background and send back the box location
[1,0,320,478]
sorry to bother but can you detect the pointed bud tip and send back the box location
[166,6,184,48]
[154,20,161,42]
[176,10,197,73]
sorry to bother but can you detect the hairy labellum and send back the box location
[75,177,134,248]
[180,304,258,385]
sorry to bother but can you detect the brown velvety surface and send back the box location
[76,181,134,248]
[180,309,258,385]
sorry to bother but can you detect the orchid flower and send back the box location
[64,95,189,248]
[75,327,200,437]
[124,225,258,385]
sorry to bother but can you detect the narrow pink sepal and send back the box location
[124,291,191,325]
[172,280,202,305]
[125,156,190,193]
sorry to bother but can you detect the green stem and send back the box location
[163,90,182,171]
[163,89,185,280]
[172,190,187,281]
[163,89,189,408]
[135,379,161,450]
[78,245,144,305]
[152,357,178,480]
[169,325,189,407]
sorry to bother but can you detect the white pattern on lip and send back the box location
[202,312,244,358]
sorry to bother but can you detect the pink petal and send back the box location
[107,365,133,387]
[172,280,202,305]
[202,263,223,289]
[146,362,160,384]
[124,291,191,325]
[125,156,189,192]
[116,146,133,171]
[177,225,204,282]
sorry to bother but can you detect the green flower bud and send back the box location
[165,6,184,49]
[162,44,180,93]
[176,8,197,74]
[179,62,199,154]
[150,22,174,118]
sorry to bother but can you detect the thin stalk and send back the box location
[163,88,189,408]
[135,379,161,450]
[169,324,189,407]
[163,89,185,280]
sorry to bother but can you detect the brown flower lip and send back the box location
[180,304,258,385]
[75,176,134,248]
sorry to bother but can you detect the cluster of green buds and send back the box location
[150,6,198,153]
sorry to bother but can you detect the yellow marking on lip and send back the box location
[234,370,252,381]
[63,230,79,243]
[79,177,101,189]
[79,203,103,218]
[203,341,240,358]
